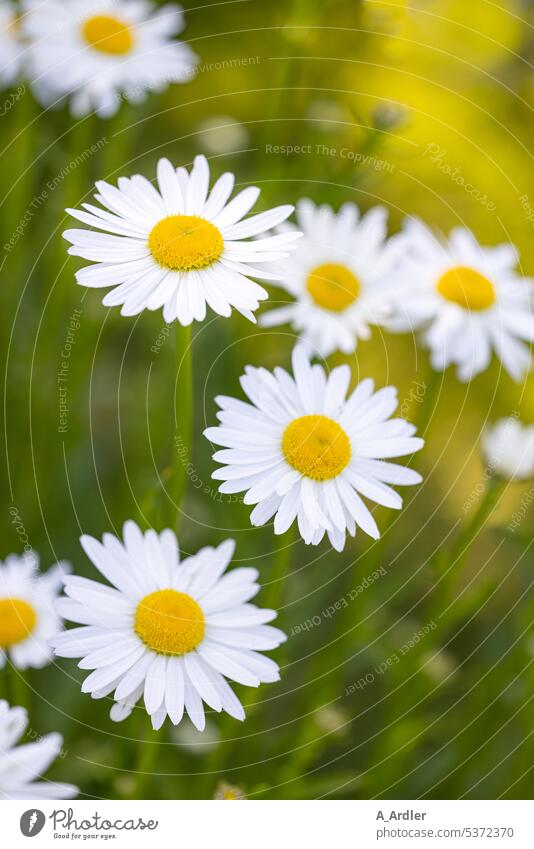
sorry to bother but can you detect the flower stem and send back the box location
[8,663,31,712]
[167,323,193,531]
[447,476,506,572]
[131,716,165,800]
[414,362,441,438]
[200,530,294,792]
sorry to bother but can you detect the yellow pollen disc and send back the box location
[282,414,351,481]
[306,262,361,312]
[148,215,224,272]
[134,589,205,656]
[81,15,135,55]
[436,265,496,311]
[0,598,37,648]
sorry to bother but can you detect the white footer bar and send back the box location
[3,799,532,848]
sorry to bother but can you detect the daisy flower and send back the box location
[63,155,300,324]
[204,346,424,551]
[260,199,401,357]
[214,780,245,800]
[387,219,534,382]
[482,416,534,481]
[0,552,69,670]
[0,700,78,800]
[22,0,197,118]
[0,1,24,86]
[51,523,286,731]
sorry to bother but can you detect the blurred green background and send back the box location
[2,0,534,799]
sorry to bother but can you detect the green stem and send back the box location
[200,530,294,793]
[427,476,506,621]
[414,362,441,438]
[447,476,506,572]
[131,717,165,800]
[167,323,193,531]
[264,528,294,609]
[8,663,31,712]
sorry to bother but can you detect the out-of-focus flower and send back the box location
[387,220,534,382]
[260,200,402,357]
[306,99,349,132]
[22,0,197,118]
[313,704,350,738]
[197,115,250,155]
[0,700,78,800]
[0,2,24,86]
[372,103,407,131]
[0,552,69,670]
[205,345,424,551]
[63,155,300,325]
[52,523,286,731]
[214,780,245,799]
[420,649,457,683]
[482,417,534,481]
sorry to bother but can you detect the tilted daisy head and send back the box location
[482,416,534,481]
[51,522,286,731]
[0,1,24,86]
[204,346,424,552]
[0,700,78,800]
[0,552,69,670]
[260,199,402,357]
[21,0,197,118]
[387,219,534,382]
[63,155,300,325]
[214,780,246,799]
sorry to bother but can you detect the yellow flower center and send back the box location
[282,415,351,481]
[148,215,224,272]
[134,589,205,656]
[306,262,361,312]
[81,15,135,55]
[436,265,496,311]
[0,598,37,648]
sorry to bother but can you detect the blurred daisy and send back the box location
[0,552,69,670]
[197,115,250,155]
[52,523,286,731]
[214,780,245,799]
[0,1,24,86]
[204,346,424,551]
[260,200,400,357]
[22,0,197,117]
[0,700,78,800]
[482,416,534,481]
[388,220,534,382]
[63,155,299,324]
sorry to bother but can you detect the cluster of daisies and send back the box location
[2,149,534,799]
[0,526,287,799]
[0,0,197,117]
[64,155,534,382]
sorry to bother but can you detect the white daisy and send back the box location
[387,219,534,382]
[260,199,401,357]
[0,552,69,670]
[0,1,24,86]
[51,523,286,731]
[63,155,300,324]
[22,0,197,118]
[0,700,78,800]
[482,417,534,481]
[204,346,424,552]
